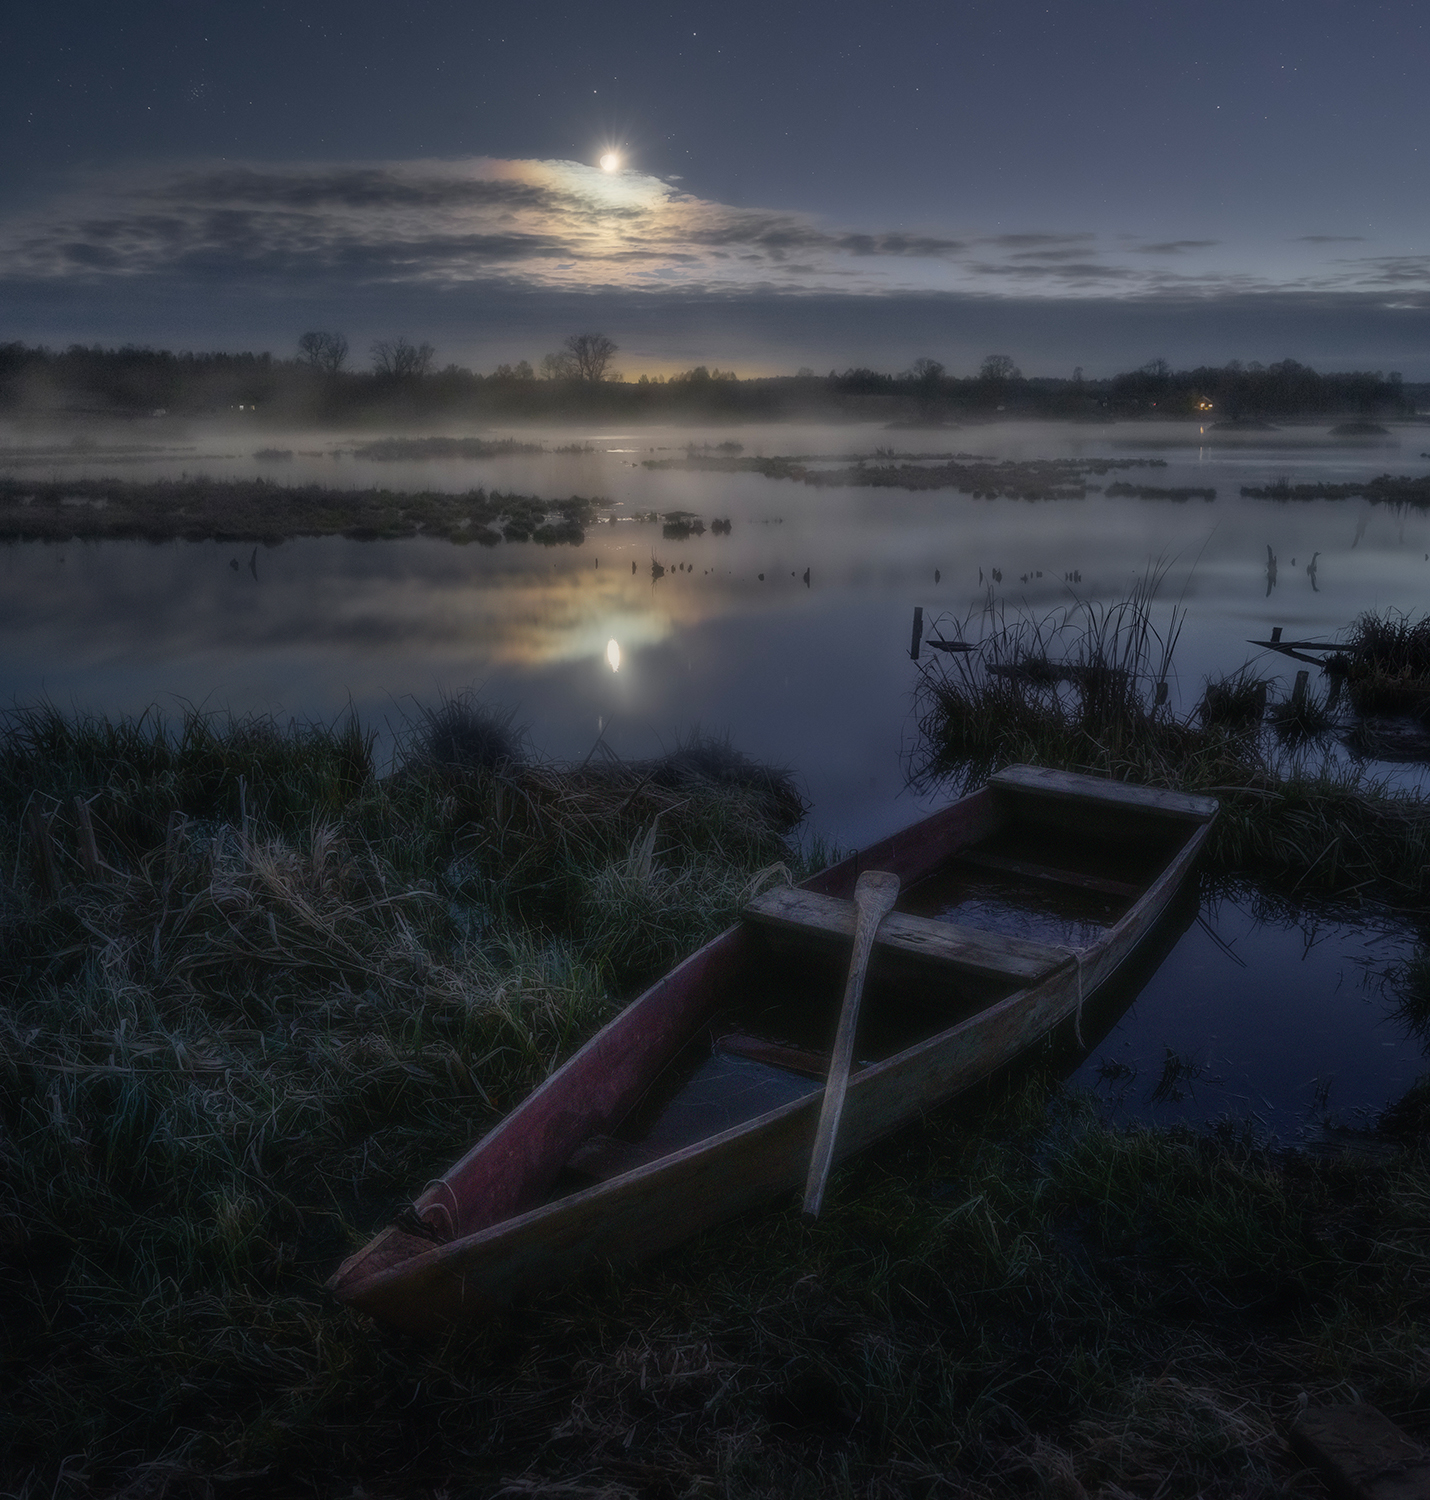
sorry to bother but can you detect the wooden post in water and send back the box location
[1271,626,1283,643]
[909,606,923,661]
[1154,681,1168,706]
[1292,669,1310,710]
[73,795,102,881]
[26,802,61,900]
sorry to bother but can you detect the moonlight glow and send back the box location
[606,638,621,672]
[599,151,621,172]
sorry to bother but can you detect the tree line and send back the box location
[0,337,1418,422]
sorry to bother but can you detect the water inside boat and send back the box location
[550,810,1187,1200]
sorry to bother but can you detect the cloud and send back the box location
[1336,255,1430,287]
[1296,235,1366,243]
[983,233,1095,249]
[0,155,1419,313]
[0,157,983,298]
[1138,240,1220,255]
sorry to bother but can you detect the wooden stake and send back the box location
[1292,669,1310,709]
[909,606,923,661]
[73,795,102,881]
[26,802,61,901]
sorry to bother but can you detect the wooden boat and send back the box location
[329,765,1217,1333]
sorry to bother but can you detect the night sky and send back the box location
[4,0,1428,375]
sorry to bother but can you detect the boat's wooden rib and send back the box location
[714,1032,839,1078]
[327,767,1218,1334]
[744,885,1072,984]
[564,1135,670,1182]
[952,849,1141,900]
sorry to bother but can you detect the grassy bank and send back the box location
[2,703,1428,1497]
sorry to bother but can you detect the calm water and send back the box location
[4,414,1428,1125]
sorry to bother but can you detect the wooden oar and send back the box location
[802,868,900,1219]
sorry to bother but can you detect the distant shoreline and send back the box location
[1,342,1420,427]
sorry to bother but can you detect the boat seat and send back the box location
[744,886,1073,985]
[989,764,1219,821]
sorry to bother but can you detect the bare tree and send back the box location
[563,332,618,383]
[370,337,435,379]
[907,357,945,384]
[979,353,1021,382]
[297,330,349,374]
[540,350,576,380]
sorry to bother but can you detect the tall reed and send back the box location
[910,590,1430,903]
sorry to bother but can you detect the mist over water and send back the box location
[5,413,1430,1127]
[6,415,1430,841]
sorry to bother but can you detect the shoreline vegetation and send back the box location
[0,476,602,546]
[9,454,1430,547]
[1242,473,1430,504]
[2,676,1429,1495]
[1,340,1421,425]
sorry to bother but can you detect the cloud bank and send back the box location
[4,155,1424,307]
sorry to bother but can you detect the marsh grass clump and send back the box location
[1389,949,1430,1046]
[404,690,526,773]
[1267,680,1337,745]
[1199,667,1270,734]
[1334,609,1430,721]
[911,594,1430,904]
[913,573,1190,784]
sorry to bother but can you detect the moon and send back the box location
[599,151,621,172]
[606,638,621,672]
